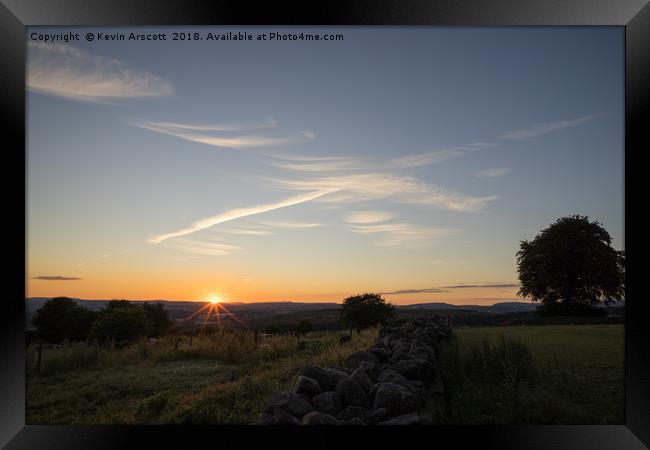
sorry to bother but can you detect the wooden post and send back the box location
[174,339,179,350]
[348,321,352,341]
[254,331,259,349]
[189,335,193,347]
[36,344,43,375]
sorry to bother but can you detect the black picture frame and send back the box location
[1,1,648,448]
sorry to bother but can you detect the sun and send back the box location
[210,296,220,304]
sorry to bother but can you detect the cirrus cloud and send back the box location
[27,43,173,102]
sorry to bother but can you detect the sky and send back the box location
[26,27,624,305]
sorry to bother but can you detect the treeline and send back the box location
[30,298,172,345]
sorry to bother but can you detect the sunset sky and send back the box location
[26,27,624,305]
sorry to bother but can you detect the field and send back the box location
[26,323,624,425]
[26,329,378,424]
[441,324,624,424]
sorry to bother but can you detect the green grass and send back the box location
[440,324,624,424]
[26,328,378,424]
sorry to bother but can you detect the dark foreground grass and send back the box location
[26,328,379,424]
[440,324,624,424]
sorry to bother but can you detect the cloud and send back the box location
[269,173,498,212]
[100,254,111,259]
[131,119,312,150]
[344,210,395,225]
[271,156,369,173]
[441,283,519,289]
[162,238,240,256]
[32,276,82,281]
[222,228,273,236]
[390,150,464,169]
[476,167,511,178]
[500,114,604,140]
[383,287,449,294]
[470,142,499,148]
[300,130,316,139]
[258,220,323,229]
[148,189,337,244]
[27,43,173,102]
[348,223,458,247]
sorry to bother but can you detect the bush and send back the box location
[90,308,152,345]
[340,292,396,331]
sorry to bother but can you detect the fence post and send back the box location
[189,335,193,347]
[348,321,352,341]
[254,331,259,349]
[36,344,43,375]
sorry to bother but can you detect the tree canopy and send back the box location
[516,215,624,310]
[31,297,96,344]
[340,292,397,331]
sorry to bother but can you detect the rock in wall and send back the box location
[256,318,452,425]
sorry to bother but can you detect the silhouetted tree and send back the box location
[31,297,96,344]
[294,320,313,336]
[516,215,624,314]
[143,302,172,337]
[89,307,152,344]
[341,293,397,331]
[105,299,138,311]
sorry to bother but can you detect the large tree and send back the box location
[341,293,397,331]
[516,215,625,310]
[31,297,96,343]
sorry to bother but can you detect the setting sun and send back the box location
[210,296,220,304]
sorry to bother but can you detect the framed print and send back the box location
[1,0,648,448]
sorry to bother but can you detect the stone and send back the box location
[344,351,379,369]
[362,407,388,425]
[312,391,342,417]
[294,376,321,398]
[356,361,380,381]
[263,392,313,419]
[368,346,392,362]
[337,405,370,422]
[349,368,374,393]
[391,358,434,381]
[372,382,420,416]
[377,412,420,425]
[300,411,340,425]
[300,366,347,392]
[336,378,371,408]
[409,340,436,362]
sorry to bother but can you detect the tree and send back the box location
[143,302,172,337]
[340,293,397,331]
[31,297,96,343]
[90,307,152,344]
[294,320,313,336]
[516,215,625,313]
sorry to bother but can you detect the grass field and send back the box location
[441,324,624,424]
[26,328,379,424]
[26,324,624,425]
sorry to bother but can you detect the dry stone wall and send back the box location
[256,318,452,425]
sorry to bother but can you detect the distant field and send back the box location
[442,324,624,424]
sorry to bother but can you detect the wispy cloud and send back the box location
[162,238,240,256]
[382,282,519,294]
[27,43,173,102]
[131,119,313,150]
[476,167,511,178]
[441,283,519,289]
[100,254,111,259]
[32,276,82,281]
[500,114,604,140]
[258,220,323,229]
[148,189,337,244]
[344,210,395,225]
[222,228,273,236]
[348,223,458,247]
[269,173,498,212]
[383,287,449,294]
[271,156,369,173]
[390,150,464,169]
